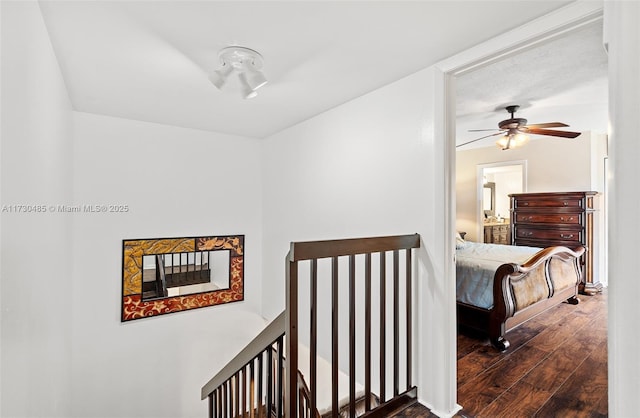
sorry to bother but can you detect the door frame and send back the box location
[434,2,604,415]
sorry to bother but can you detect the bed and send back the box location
[456,235,585,351]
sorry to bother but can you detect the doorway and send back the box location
[442,3,608,415]
[476,161,526,241]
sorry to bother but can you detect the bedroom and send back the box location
[453,18,609,414]
[2,1,639,417]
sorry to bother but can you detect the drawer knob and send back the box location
[563,201,569,206]
[521,231,533,237]
[560,233,574,239]
[560,216,575,222]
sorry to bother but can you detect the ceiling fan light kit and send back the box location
[496,131,529,150]
[459,104,581,150]
[209,46,267,99]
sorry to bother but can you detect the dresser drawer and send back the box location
[494,233,509,245]
[514,227,582,242]
[494,225,509,233]
[514,213,582,225]
[484,224,510,244]
[514,198,583,209]
[514,239,584,250]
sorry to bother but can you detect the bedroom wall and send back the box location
[455,132,606,242]
[1,1,74,416]
[70,112,266,418]
[262,66,456,414]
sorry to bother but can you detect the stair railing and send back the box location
[202,233,420,417]
[285,234,420,417]
[202,311,287,418]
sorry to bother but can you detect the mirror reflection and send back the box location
[142,250,230,300]
[483,181,495,217]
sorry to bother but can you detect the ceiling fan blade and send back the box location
[524,122,569,129]
[456,131,504,147]
[526,128,581,138]
[468,129,501,132]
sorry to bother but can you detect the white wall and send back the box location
[70,112,265,418]
[262,67,456,414]
[605,1,640,415]
[1,1,74,416]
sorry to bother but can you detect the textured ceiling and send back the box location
[39,0,573,139]
[456,21,608,149]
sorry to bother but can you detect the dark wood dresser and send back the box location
[509,191,600,295]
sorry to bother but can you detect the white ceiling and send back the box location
[38,0,576,139]
[456,21,608,149]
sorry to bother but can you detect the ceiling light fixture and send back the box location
[496,129,529,150]
[209,46,267,99]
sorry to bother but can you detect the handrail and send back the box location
[288,233,420,261]
[201,310,286,400]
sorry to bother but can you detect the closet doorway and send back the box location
[476,161,526,241]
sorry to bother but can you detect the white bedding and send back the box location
[456,241,541,309]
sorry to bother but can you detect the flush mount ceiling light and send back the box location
[209,46,267,99]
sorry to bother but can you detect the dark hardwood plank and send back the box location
[479,326,602,417]
[389,402,437,417]
[458,290,607,417]
[481,380,553,418]
[521,310,592,353]
[388,290,607,418]
[458,344,550,413]
[534,340,608,418]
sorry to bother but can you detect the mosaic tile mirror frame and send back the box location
[121,235,244,321]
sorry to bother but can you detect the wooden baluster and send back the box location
[223,381,228,418]
[379,251,386,403]
[310,258,318,416]
[394,249,399,396]
[250,360,255,418]
[234,372,240,418]
[242,366,247,418]
[365,252,372,411]
[276,337,283,418]
[257,353,263,418]
[266,345,273,417]
[406,248,413,389]
[349,254,356,418]
[331,256,339,418]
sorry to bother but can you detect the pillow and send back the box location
[455,232,467,249]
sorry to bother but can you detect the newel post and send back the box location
[285,246,298,417]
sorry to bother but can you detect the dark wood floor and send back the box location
[390,290,608,417]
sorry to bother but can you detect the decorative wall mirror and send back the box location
[121,235,244,321]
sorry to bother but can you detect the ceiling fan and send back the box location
[458,105,582,150]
